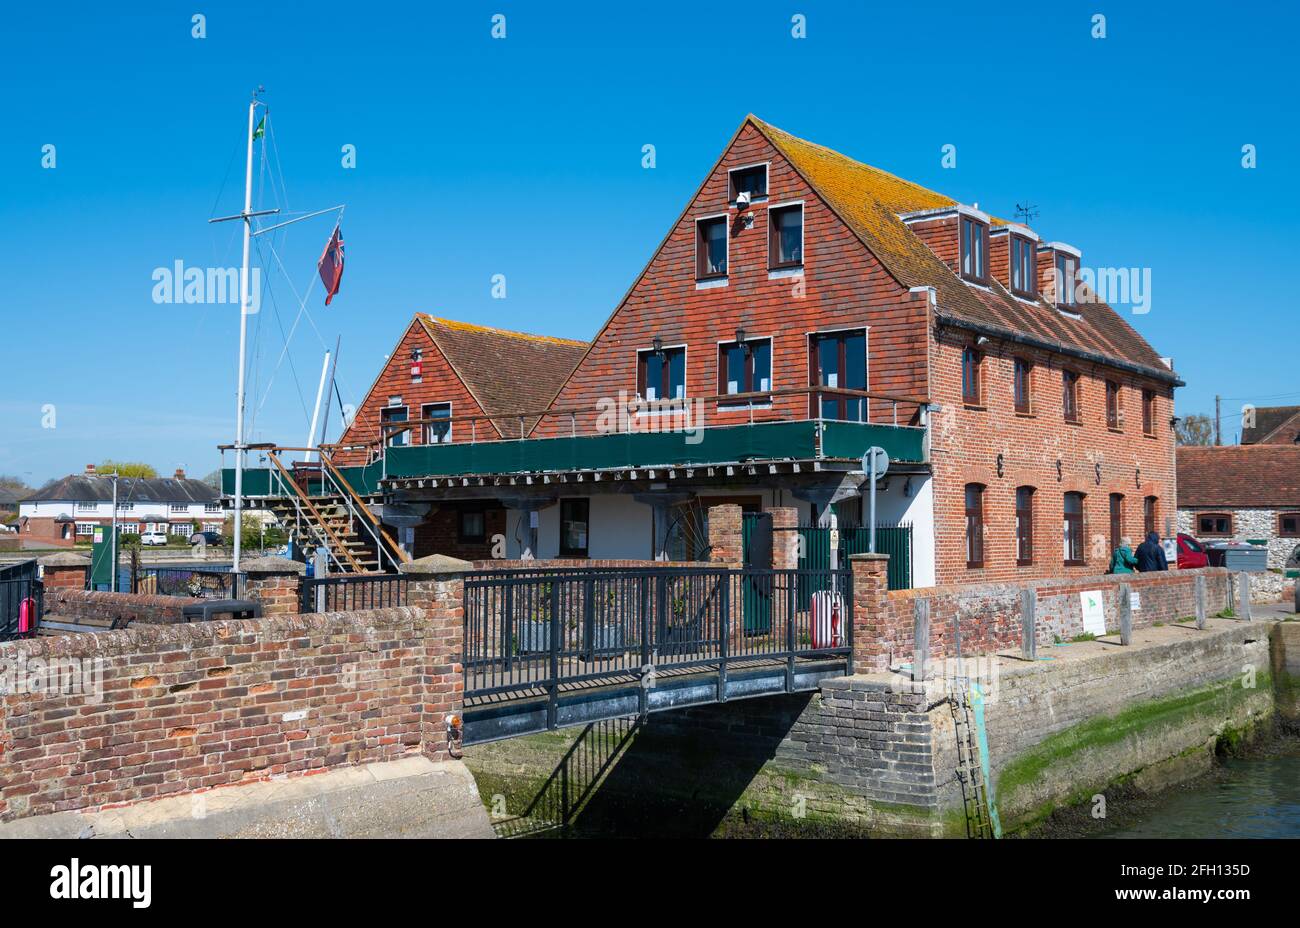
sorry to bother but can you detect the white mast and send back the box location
[305,349,332,462]
[231,92,257,574]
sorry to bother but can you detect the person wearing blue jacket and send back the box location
[1135,531,1168,572]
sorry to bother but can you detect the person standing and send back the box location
[1136,531,1168,572]
[1110,536,1138,574]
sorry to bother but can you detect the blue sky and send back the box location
[2,1,1296,485]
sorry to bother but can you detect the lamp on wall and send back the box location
[652,335,664,360]
[735,327,750,355]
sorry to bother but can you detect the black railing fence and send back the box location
[299,574,409,614]
[462,566,853,708]
[0,560,42,641]
[133,567,243,600]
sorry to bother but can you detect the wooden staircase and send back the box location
[261,449,408,575]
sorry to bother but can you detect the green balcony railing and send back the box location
[222,418,925,498]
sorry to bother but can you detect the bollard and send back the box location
[1195,574,1206,630]
[1227,572,1236,616]
[1119,584,1133,645]
[913,598,930,684]
[1021,588,1036,661]
[1239,572,1252,621]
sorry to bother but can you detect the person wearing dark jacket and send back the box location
[1135,531,1168,572]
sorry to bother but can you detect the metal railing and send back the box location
[0,560,42,641]
[299,573,409,614]
[462,566,853,712]
[133,566,243,600]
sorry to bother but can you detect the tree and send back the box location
[1176,413,1215,446]
[201,469,222,490]
[98,460,158,478]
[0,474,31,494]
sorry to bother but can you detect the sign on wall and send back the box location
[1079,590,1107,637]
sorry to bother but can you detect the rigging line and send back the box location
[267,114,292,214]
[251,237,321,422]
[250,236,312,427]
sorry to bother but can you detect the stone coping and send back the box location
[240,556,307,576]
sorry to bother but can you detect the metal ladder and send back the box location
[948,682,993,839]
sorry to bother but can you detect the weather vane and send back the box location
[1014,201,1039,225]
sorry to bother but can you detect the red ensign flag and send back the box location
[317,226,345,305]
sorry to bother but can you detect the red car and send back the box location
[1176,533,1209,569]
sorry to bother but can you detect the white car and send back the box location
[140,531,169,546]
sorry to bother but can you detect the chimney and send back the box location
[85,463,96,475]
[174,467,186,480]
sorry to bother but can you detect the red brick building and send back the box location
[236,116,1181,584]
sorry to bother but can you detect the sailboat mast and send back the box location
[232,93,258,574]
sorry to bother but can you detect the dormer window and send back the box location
[729,164,768,202]
[1011,235,1036,297]
[696,215,727,280]
[1055,252,1078,307]
[960,216,988,283]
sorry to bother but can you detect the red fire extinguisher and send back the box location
[18,597,35,635]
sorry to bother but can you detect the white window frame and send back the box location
[421,402,454,444]
[204,503,221,513]
[728,161,770,204]
[767,199,805,274]
[75,501,98,512]
[75,522,95,536]
[635,343,689,407]
[381,402,411,448]
[694,212,730,287]
[716,335,774,409]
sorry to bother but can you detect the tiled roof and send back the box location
[1241,405,1300,444]
[1176,445,1300,508]
[750,117,1178,384]
[417,316,588,423]
[23,475,219,505]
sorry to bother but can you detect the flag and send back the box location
[253,116,265,140]
[317,225,345,305]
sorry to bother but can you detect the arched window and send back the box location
[1064,492,1085,565]
[965,484,985,568]
[1016,487,1035,566]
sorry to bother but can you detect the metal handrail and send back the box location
[316,451,409,571]
[264,450,366,573]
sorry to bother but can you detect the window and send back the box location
[1142,389,1156,436]
[1197,513,1233,536]
[381,401,409,447]
[1016,487,1035,566]
[458,509,486,544]
[1011,235,1036,297]
[1014,358,1033,413]
[559,499,590,558]
[422,402,452,444]
[75,522,95,536]
[1054,252,1078,307]
[204,503,221,513]
[76,501,97,512]
[1106,380,1122,429]
[117,502,134,512]
[120,523,139,535]
[1063,492,1085,565]
[960,216,988,282]
[1279,513,1300,537]
[718,337,772,398]
[203,522,222,533]
[961,345,982,405]
[637,345,686,402]
[1109,494,1124,552]
[769,203,803,269]
[1062,370,1080,423]
[170,503,188,512]
[729,164,768,201]
[696,216,728,279]
[1144,496,1158,537]
[170,524,191,535]
[810,329,867,421]
[965,484,985,568]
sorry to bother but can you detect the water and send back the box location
[1103,743,1300,838]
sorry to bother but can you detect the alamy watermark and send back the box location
[1,655,105,704]
[151,261,261,313]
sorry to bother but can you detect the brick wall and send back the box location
[0,597,464,821]
[707,504,743,565]
[44,589,191,625]
[853,565,1232,671]
[928,323,1177,584]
